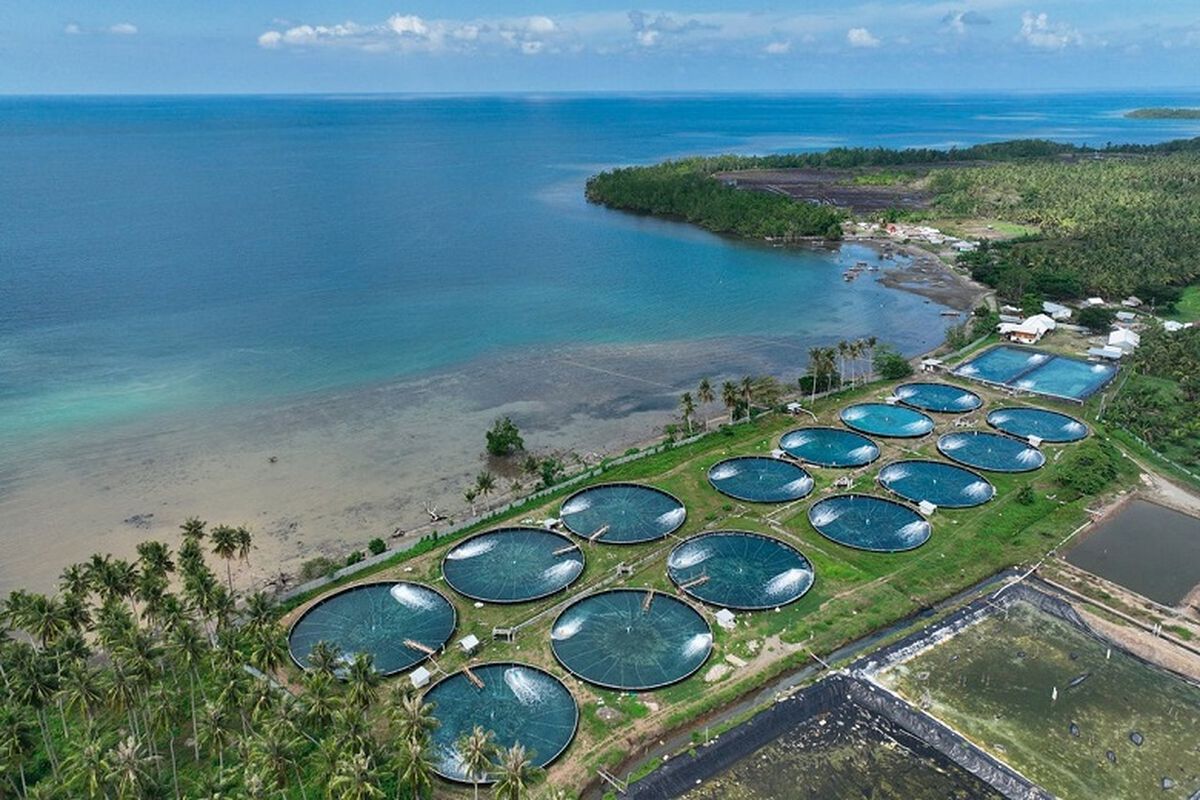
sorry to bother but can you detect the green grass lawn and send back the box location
[1168,284,1200,322]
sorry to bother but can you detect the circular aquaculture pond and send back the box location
[707,456,814,503]
[938,431,1046,473]
[550,589,712,690]
[840,403,935,438]
[779,427,880,468]
[424,662,578,783]
[807,494,931,552]
[877,460,995,508]
[559,483,686,545]
[667,531,814,610]
[442,527,584,604]
[987,407,1089,443]
[895,382,983,414]
[288,581,456,676]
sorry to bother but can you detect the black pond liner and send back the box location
[559,482,687,545]
[423,661,579,783]
[778,426,881,468]
[550,588,713,691]
[707,456,814,504]
[667,530,815,610]
[937,430,1046,473]
[287,581,456,676]
[441,527,584,604]
[807,494,932,553]
[894,381,984,414]
[986,406,1089,443]
[876,459,996,509]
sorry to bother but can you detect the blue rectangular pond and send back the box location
[953,345,1116,402]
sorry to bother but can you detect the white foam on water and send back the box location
[898,520,930,544]
[903,419,932,434]
[849,444,877,462]
[1017,448,1043,465]
[963,480,993,500]
[561,496,592,515]
[1065,420,1086,434]
[390,583,438,610]
[669,545,712,571]
[810,505,843,528]
[959,364,980,377]
[843,407,868,421]
[656,507,686,530]
[784,432,813,448]
[446,538,497,560]
[765,568,809,597]
[681,632,713,660]
[954,393,977,408]
[1091,363,1110,374]
[542,560,582,585]
[709,463,740,481]
[882,465,910,482]
[991,412,1011,425]
[896,386,916,399]
[940,435,967,451]
[782,476,814,495]
[504,667,546,705]
[1028,353,1050,365]
[1016,379,1036,390]
[551,616,584,641]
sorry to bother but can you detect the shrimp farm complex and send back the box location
[273,342,1200,799]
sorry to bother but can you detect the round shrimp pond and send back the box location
[877,460,995,508]
[559,483,686,544]
[550,589,713,690]
[288,582,456,675]
[667,531,814,610]
[840,403,935,438]
[894,382,983,414]
[987,407,1089,443]
[442,527,584,604]
[779,427,880,468]
[937,431,1046,473]
[707,456,814,503]
[807,494,931,552]
[424,662,578,783]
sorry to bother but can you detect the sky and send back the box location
[1,1,1198,94]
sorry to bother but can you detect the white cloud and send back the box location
[847,27,880,48]
[63,23,82,35]
[942,10,991,35]
[1018,11,1081,50]
[108,22,138,36]
[258,30,283,49]
[764,40,791,55]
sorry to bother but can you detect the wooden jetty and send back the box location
[404,639,435,656]
[463,665,484,689]
[679,574,710,590]
[589,525,610,543]
[642,590,655,611]
[553,544,578,556]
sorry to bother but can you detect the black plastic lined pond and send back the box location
[895,382,983,414]
[288,581,455,675]
[424,662,578,783]
[779,427,879,468]
[707,456,813,503]
[1067,499,1200,606]
[987,406,1089,443]
[559,483,686,544]
[937,430,1045,473]
[442,527,584,604]
[808,494,931,552]
[550,589,712,690]
[877,460,994,509]
[667,531,815,610]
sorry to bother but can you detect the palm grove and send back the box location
[0,521,556,799]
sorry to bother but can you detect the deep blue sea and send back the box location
[2,92,1199,447]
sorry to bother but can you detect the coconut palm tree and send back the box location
[243,592,276,634]
[13,651,62,776]
[58,564,91,600]
[168,622,207,760]
[459,725,498,800]
[208,526,240,595]
[721,381,739,423]
[739,376,755,420]
[180,517,207,541]
[64,731,106,800]
[464,488,478,516]
[678,392,695,435]
[328,750,385,800]
[492,743,541,800]
[697,378,714,428]
[235,527,253,573]
[301,671,340,733]
[395,737,435,799]
[305,641,340,678]
[102,735,158,800]
[248,629,288,675]
[344,652,379,710]
[196,702,232,772]
[0,706,36,797]
[61,663,104,725]
[475,472,497,506]
[390,692,438,747]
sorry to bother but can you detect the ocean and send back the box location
[1,92,1198,591]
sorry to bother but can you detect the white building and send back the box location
[1084,297,1106,307]
[1163,320,1192,333]
[998,314,1057,345]
[1122,296,1143,308]
[1114,310,1137,324]
[1088,345,1125,360]
[1108,328,1140,353]
[1042,301,1072,321]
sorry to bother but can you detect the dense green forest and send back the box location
[1124,108,1200,119]
[1108,323,1200,467]
[0,522,554,799]
[585,161,843,240]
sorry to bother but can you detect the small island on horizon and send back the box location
[1125,107,1200,119]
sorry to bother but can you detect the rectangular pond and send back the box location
[877,594,1200,800]
[953,345,1117,402]
[1067,498,1200,607]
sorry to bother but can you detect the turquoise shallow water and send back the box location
[3,92,1199,452]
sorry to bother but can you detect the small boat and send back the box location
[940,310,960,317]
[855,260,869,268]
